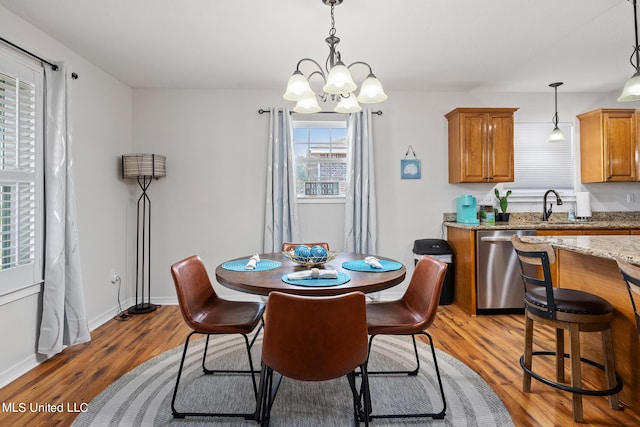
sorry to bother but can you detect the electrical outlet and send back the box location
[110,269,120,284]
[627,193,635,203]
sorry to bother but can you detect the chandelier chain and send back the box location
[329,3,336,36]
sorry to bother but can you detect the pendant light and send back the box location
[283,0,387,113]
[548,82,566,142]
[619,0,640,102]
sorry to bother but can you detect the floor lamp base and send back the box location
[128,302,158,315]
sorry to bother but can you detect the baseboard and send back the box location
[0,353,46,389]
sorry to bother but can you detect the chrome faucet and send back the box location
[542,189,563,221]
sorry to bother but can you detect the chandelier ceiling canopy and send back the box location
[283,0,387,114]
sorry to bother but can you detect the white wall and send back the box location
[133,88,640,305]
[0,6,133,387]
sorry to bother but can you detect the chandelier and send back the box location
[283,0,387,114]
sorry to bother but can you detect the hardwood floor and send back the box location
[0,303,638,426]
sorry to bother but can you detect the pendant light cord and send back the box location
[553,86,559,127]
[632,0,640,71]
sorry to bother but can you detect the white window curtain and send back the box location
[343,109,377,254]
[263,108,299,252]
[38,62,89,356]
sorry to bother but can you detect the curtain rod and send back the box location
[258,108,382,115]
[0,36,78,79]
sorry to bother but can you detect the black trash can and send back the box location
[413,239,455,305]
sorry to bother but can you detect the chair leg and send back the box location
[360,364,371,427]
[348,365,371,426]
[555,327,565,383]
[522,314,534,393]
[171,331,196,418]
[347,371,361,424]
[203,321,263,375]
[172,331,258,420]
[601,327,620,411]
[258,365,285,427]
[367,331,446,420]
[258,365,273,427]
[366,334,420,376]
[569,323,583,423]
[202,334,259,399]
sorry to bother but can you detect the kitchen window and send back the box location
[0,49,44,297]
[292,116,348,202]
[504,122,576,199]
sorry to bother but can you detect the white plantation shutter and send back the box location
[0,52,43,296]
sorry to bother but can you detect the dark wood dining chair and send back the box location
[257,291,370,426]
[170,255,265,420]
[365,255,448,420]
[511,235,622,423]
[280,242,330,252]
[616,257,640,339]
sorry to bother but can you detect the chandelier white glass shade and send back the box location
[335,93,362,113]
[548,82,566,142]
[619,0,640,101]
[283,0,387,114]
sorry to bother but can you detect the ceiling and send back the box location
[0,0,635,95]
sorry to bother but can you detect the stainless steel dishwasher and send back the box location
[476,229,536,311]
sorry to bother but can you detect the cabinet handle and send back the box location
[480,236,513,242]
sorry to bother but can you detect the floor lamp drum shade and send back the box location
[121,153,166,315]
[122,153,166,179]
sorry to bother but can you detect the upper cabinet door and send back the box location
[605,112,637,181]
[459,112,487,182]
[446,108,518,183]
[578,109,639,183]
[487,112,515,182]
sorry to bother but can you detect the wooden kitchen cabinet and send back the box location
[581,229,629,235]
[445,226,477,316]
[577,109,639,183]
[447,226,634,316]
[446,108,518,183]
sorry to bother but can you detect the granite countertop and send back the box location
[443,211,640,231]
[520,235,640,265]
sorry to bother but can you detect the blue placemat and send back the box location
[341,260,403,272]
[281,272,350,287]
[221,259,282,272]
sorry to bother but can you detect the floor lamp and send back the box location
[122,153,166,314]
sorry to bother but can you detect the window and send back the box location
[0,50,43,296]
[504,122,575,195]
[292,116,348,200]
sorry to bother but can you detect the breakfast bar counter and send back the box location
[522,234,640,410]
[521,234,640,264]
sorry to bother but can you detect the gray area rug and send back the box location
[72,334,514,426]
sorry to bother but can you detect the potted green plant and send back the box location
[494,189,512,222]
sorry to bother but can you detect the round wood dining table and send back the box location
[215,252,406,296]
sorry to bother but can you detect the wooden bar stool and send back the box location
[616,257,640,338]
[511,235,622,423]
